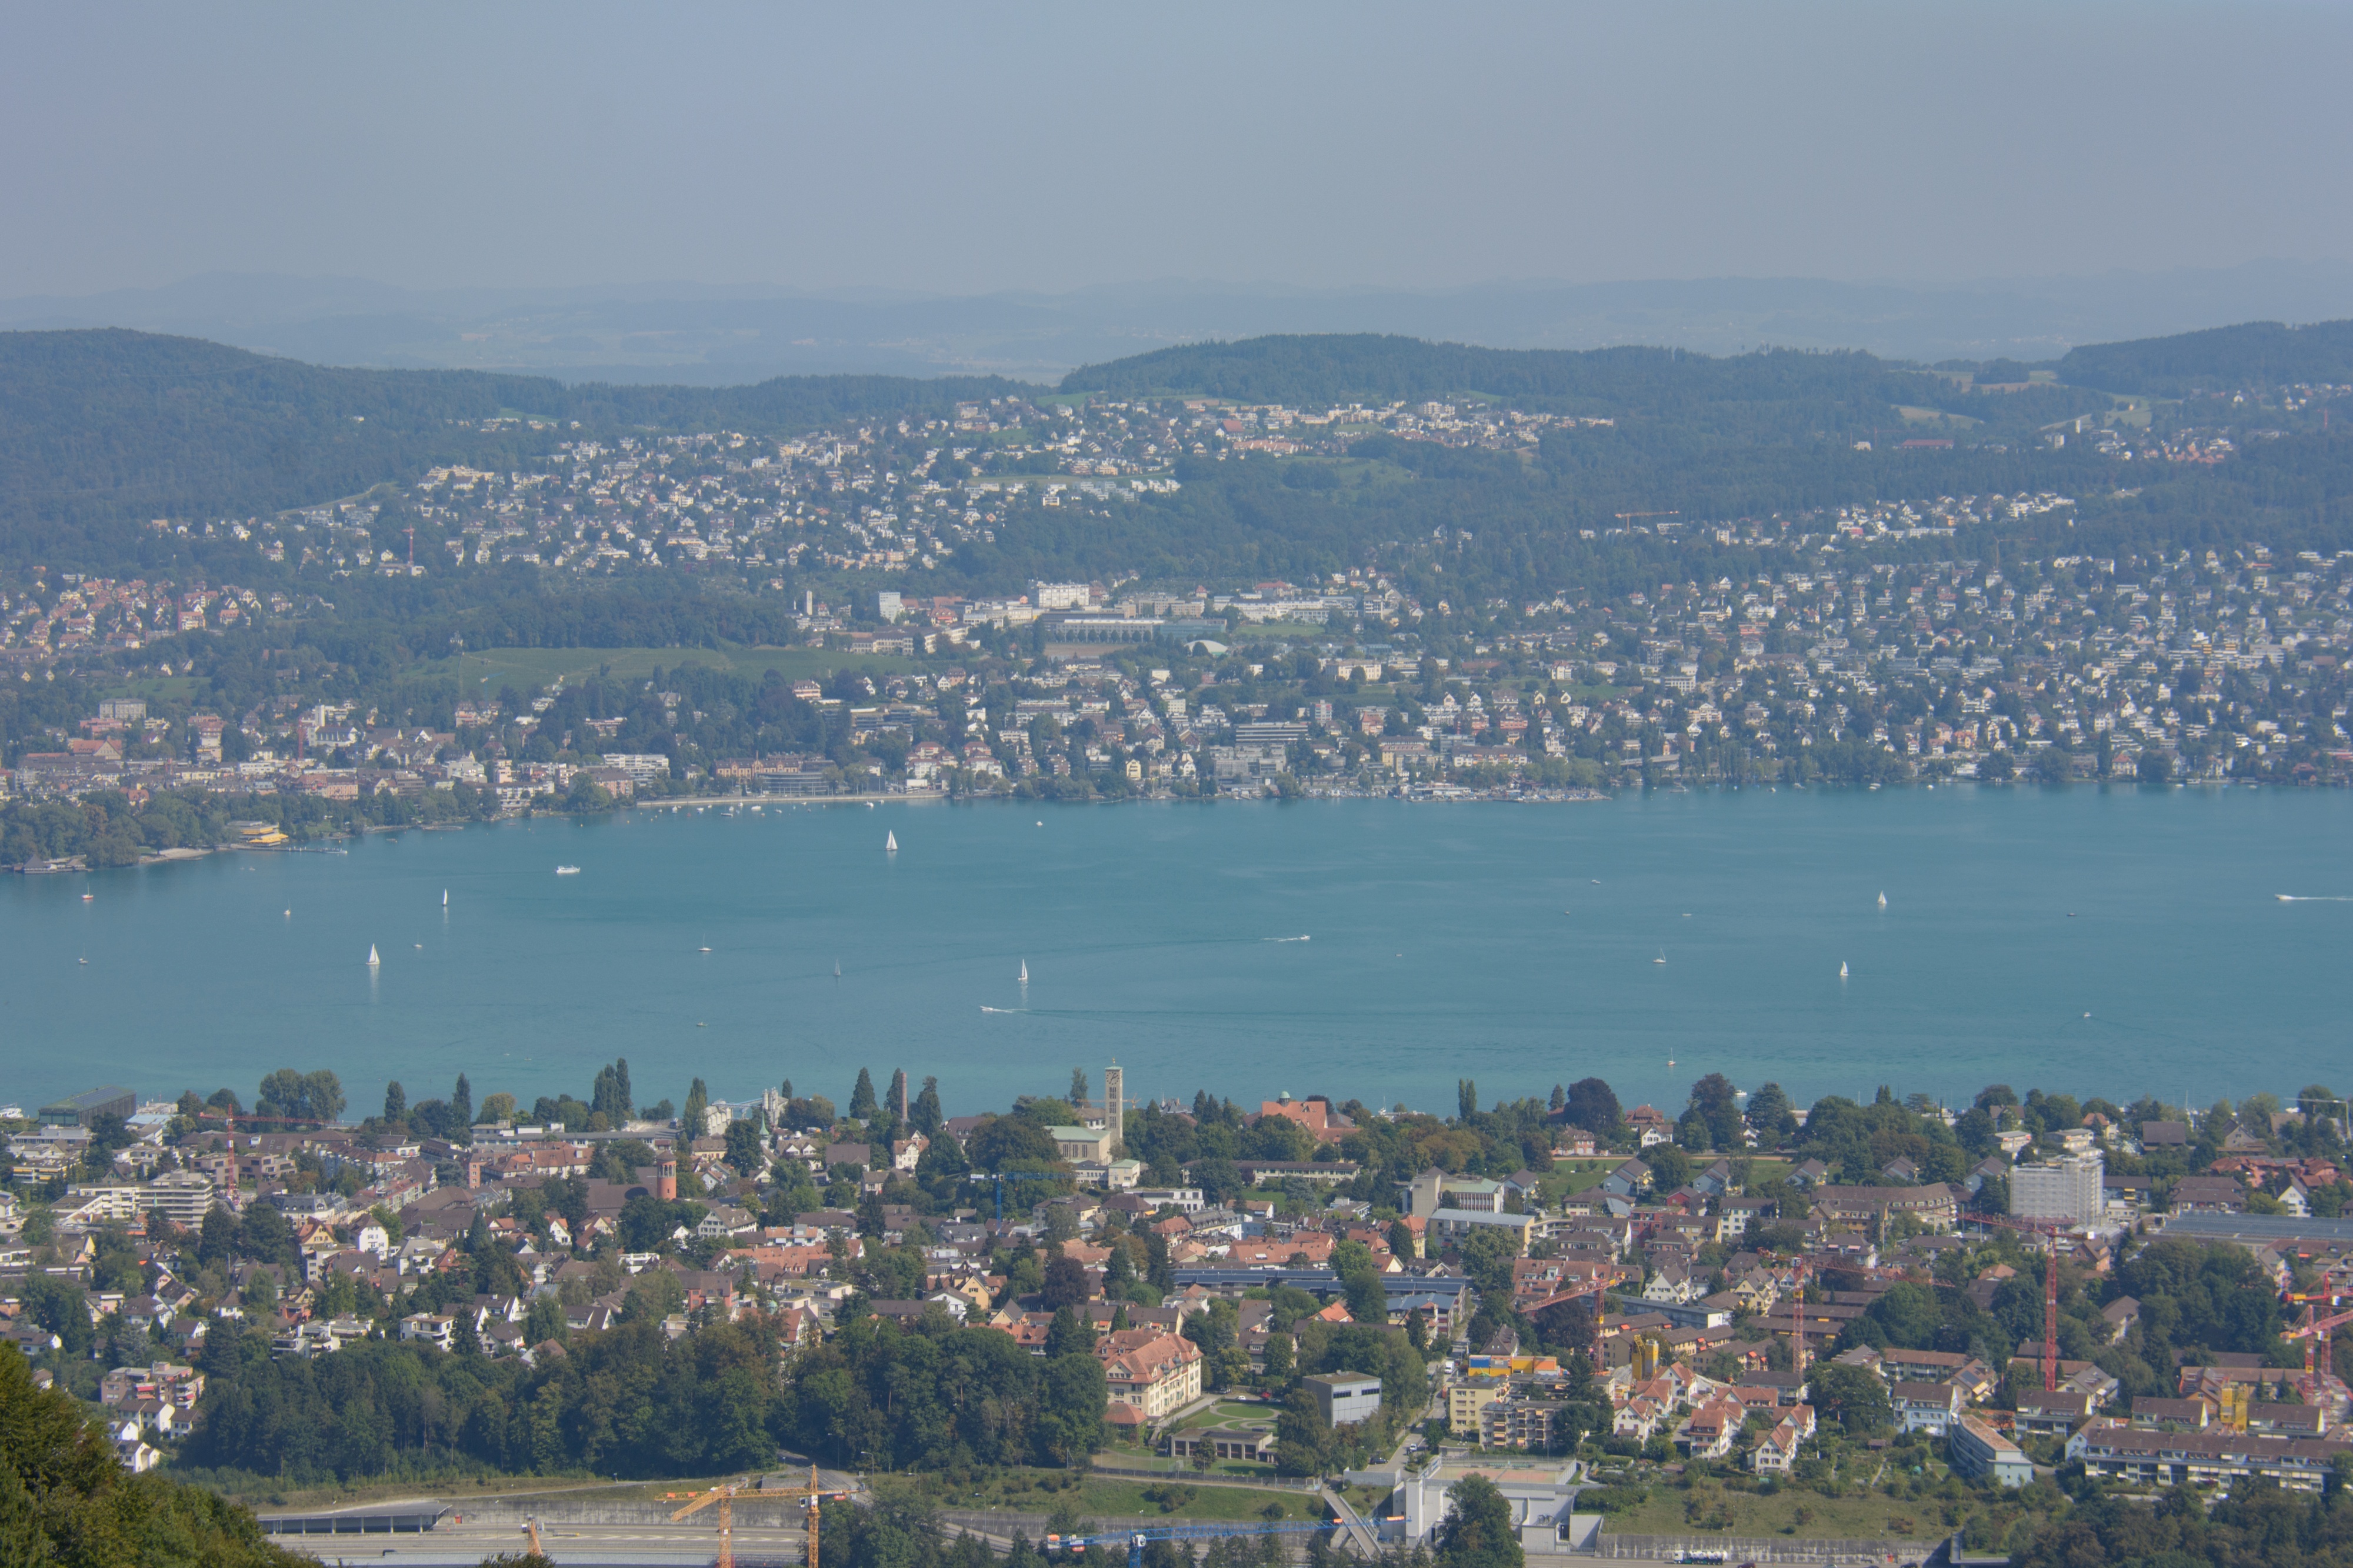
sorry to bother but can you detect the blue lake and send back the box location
[5,787,2347,1123]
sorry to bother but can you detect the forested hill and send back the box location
[0,329,1019,568]
[2056,318,2353,396]
[0,330,552,565]
[6,322,2353,600]
[1057,333,1995,426]
[1066,321,2353,405]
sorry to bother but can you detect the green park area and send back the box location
[415,643,918,693]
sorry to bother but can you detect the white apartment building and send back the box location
[2012,1153,2104,1225]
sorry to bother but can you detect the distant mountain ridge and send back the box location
[7,261,2352,382]
[1055,333,1920,412]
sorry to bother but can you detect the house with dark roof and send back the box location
[2170,1176,2247,1215]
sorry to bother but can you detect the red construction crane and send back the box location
[1788,1258,1817,1376]
[2283,1295,2353,1404]
[1968,1213,2067,1392]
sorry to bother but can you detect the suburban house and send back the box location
[1096,1329,1201,1421]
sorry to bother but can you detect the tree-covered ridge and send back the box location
[1055,332,2061,429]
[5,321,2348,607]
[0,1345,295,1567]
[2058,318,2353,396]
[0,329,1019,572]
[0,330,555,572]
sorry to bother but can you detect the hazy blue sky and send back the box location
[7,2,2350,299]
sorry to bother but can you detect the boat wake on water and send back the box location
[2276,895,2352,902]
[1264,935,1312,943]
[978,1006,1027,1014]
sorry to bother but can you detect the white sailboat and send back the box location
[833,959,842,979]
[442,889,449,907]
[885,830,898,853]
[1018,959,1029,985]
[1877,891,1888,908]
[366,945,381,967]
[1839,960,1849,979]
[1653,949,1666,965]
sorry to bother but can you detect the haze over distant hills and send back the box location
[7,261,2353,385]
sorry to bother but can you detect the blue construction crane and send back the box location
[974,1169,1065,1225]
[1046,1520,1337,1568]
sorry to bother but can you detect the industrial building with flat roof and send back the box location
[38,1086,135,1127]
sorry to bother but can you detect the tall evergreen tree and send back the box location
[911,1075,944,1136]
[382,1080,406,1120]
[849,1067,878,1120]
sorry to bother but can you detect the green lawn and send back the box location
[205,1472,676,1512]
[1073,1479,1319,1522]
[1174,1400,1277,1432]
[1542,1159,1621,1201]
[1599,1483,1952,1541]
[1541,1155,1791,1207]
[411,643,917,692]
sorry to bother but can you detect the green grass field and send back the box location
[1541,1155,1790,1206]
[413,643,917,692]
[91,676,206,703]
[1173,1400,1278,1432]
[1541,1159,1622,1201]
[1599,1483,1947,1541]
[1071,1478,1318,1522]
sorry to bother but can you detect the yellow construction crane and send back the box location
[668,1464,837,1568]
[672,1481,744,1568]
[800,1463,846,1568]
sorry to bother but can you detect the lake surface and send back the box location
[6,788,2348,1123]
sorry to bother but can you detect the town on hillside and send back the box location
[6,365,2353,837]
[6,533,2351,850]
[5,1059,2352,1559]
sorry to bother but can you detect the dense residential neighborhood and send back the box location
[8,365,2353,820]
[5,1055,2351,1561]
[8,528,2353,826]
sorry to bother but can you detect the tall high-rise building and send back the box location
[1104,1061,1124,1149]
[2011,1153,2103,1225]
